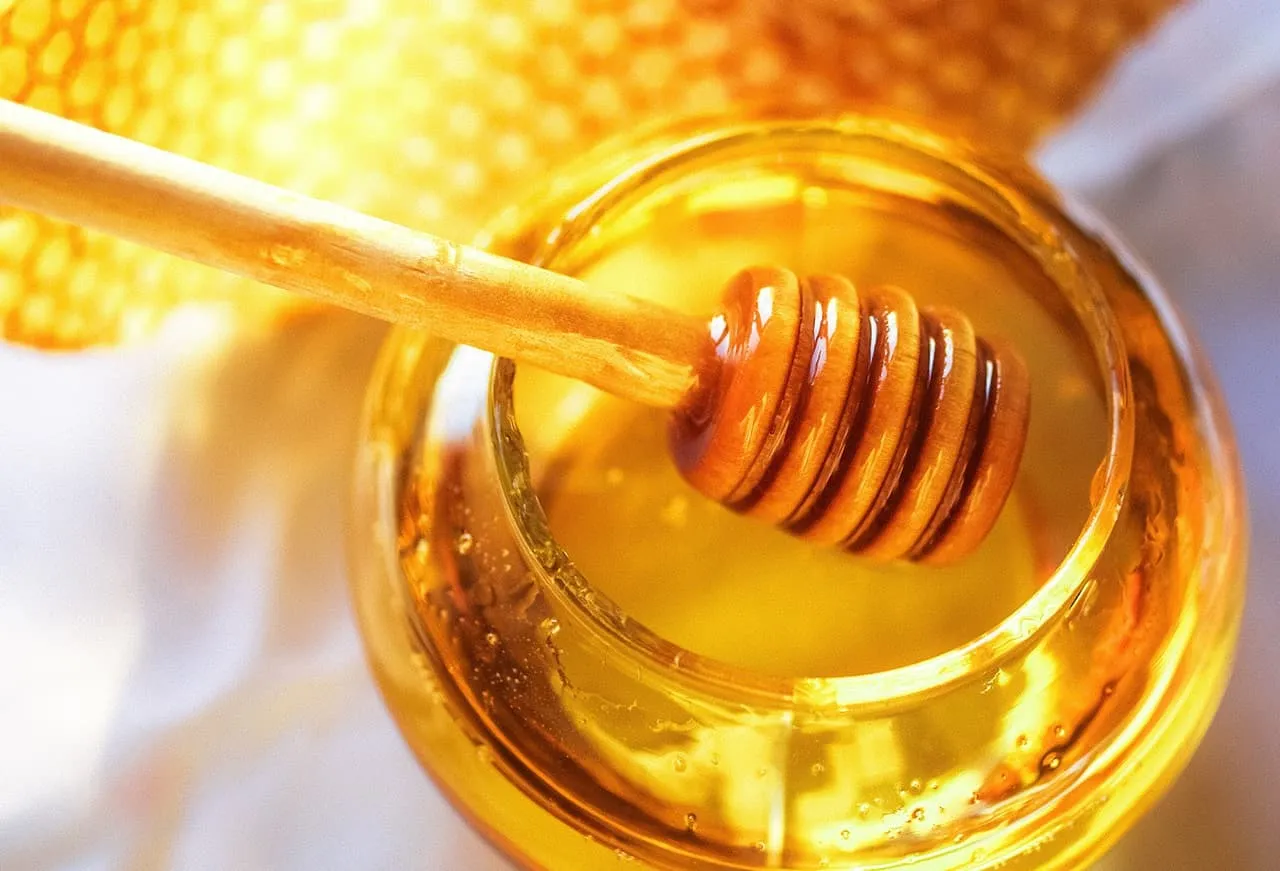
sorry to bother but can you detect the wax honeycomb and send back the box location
[0,0,1174,347]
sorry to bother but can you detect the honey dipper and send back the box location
[0,99,1028,563]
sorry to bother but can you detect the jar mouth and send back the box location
[488,118,1135,708]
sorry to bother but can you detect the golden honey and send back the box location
[527,194,1095,678]
[0,2,1242,868]
[348,119,1245,869]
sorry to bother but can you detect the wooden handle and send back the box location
[0,100,1030,563]
[0,99,708,408]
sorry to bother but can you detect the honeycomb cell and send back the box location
[0,45,29,97]
[485,13,527,51]
[68,58,107,107]
[491,72,531,113]
[446,102,484,140]
[493,133,532,171]
[33,235,72,283]
[66,261,99,301]
[24,83,64,115]
[57,0,88,20]
[179,9,213,54]
[447,161,485,195]
[413,194,446,225]
[19,292,56,336]
[37,29,74,76]
[537,104,579,143]
[584,15,624,57]
[0,214,39,262]
[113,26,143,72]
[100,85,134,128]
[139,49,173,94]
[9,0,52,42]
[682,76,730,113]
[740,46,783,88]
[439,45,479,81]
[0,272,22,310]
[625,0,680,34]
[82,1,114,49]
[582,77,627,119]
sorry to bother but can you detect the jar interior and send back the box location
[512,142,1111,678]
[359,123,1239,871]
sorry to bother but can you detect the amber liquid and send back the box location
[360,131,1237,870]
[520,184,1108,679]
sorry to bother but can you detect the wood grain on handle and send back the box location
[0,98,708,409]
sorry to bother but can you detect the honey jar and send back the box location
[0,2,1244,868]
[347,117,1245,869]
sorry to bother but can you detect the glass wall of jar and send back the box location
[347,118,1245,870]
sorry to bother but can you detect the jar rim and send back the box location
[488,117,1135,708]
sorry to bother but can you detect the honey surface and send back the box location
[538,394,1040,677]
[516,176,1109,677]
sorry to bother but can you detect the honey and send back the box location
[0,3,1242,868]
[348,119,1245,869]
[536,392,1039,677]
[524,182,1105,677]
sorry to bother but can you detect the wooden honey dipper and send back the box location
[0,98,1028,563]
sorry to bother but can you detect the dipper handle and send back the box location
[0,99,1030,563]
[0,98,708,408]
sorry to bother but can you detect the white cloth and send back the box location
[2,2,1278,867]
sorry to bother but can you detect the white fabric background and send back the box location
[2,1,1278,867]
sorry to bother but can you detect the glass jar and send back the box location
[347,118,1245,869]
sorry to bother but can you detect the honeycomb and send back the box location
[0,0,1175,348]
